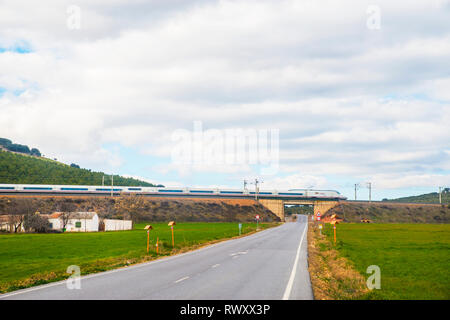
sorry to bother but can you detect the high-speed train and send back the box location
[0,184,346,200]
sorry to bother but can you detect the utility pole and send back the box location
[439,186,442,204]
[254,178,259,201]
[367,182,372,204]
[354,183,358,201]
[102,175,104,187]
[243,179,248,191]
[111,174,114,197]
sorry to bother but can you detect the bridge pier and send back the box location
[259,199,285,221]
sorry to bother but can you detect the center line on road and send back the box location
[211,264,220,268]
[174,276,189,283]
[282,221,308,300]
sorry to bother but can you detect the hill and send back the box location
[0,149,160,186]
[383,190,450,204]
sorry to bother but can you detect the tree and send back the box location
[24,214,51,233]
[30,148,41,157]
[8,143,30,154]
[56,201,77,231]
[0,138,12,147]
[70,163,80,169]
[7,214,24,233]
[114,194,146,223]
[6,198,36,233]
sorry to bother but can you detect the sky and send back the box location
[1,0,449,200]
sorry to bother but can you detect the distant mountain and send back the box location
[383,190,450,204]
[0,148,162,187]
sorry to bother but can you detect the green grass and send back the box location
[0,222,276,292]
[322,223,450,299]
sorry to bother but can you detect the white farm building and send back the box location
[47,212,132,232]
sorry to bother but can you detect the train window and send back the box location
[158,189,183,192]
[24,187,53,190]
[219,191,243,194]
[61,188,89,191]
[279,193,304,196]
[0,187,15,190]
[190,190,214,193]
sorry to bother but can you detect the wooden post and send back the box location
[168,221,176,248]
[144,225,153,253]
[171,226,174,247]
[147,230,150,254]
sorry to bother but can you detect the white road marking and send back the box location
[211,264,220,268]
[232,256,239,259]
[174,276,190,283]
[229,250,248,256]
[282,221,308,300]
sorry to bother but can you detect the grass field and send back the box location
[0,221,276,293]
[322,223,450,299]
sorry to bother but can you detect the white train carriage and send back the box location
[0,184,345,199]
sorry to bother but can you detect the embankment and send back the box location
[326,201,449,223]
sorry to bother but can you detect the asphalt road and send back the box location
[0,215,313,300]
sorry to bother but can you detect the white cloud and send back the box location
[0,0,449,191]
[371,173,450,189]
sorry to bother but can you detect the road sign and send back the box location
[255,215,260,220]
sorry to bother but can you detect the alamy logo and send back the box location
[67,5,81,30]
[66,265,81,290]
[171,121,279,175]
[366,265,381,289]
[366,5,381,30]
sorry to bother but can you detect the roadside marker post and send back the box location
[168,221,176,248]
[319,224,323,235]
[255,215,260,230]
[334,224,336,244]
[156,237,159,255]
[331,221,337,244]
[238,223,242,236]
[144,225,153,254]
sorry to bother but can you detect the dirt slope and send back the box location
[0,195,280,222]
[326,201,449,223]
